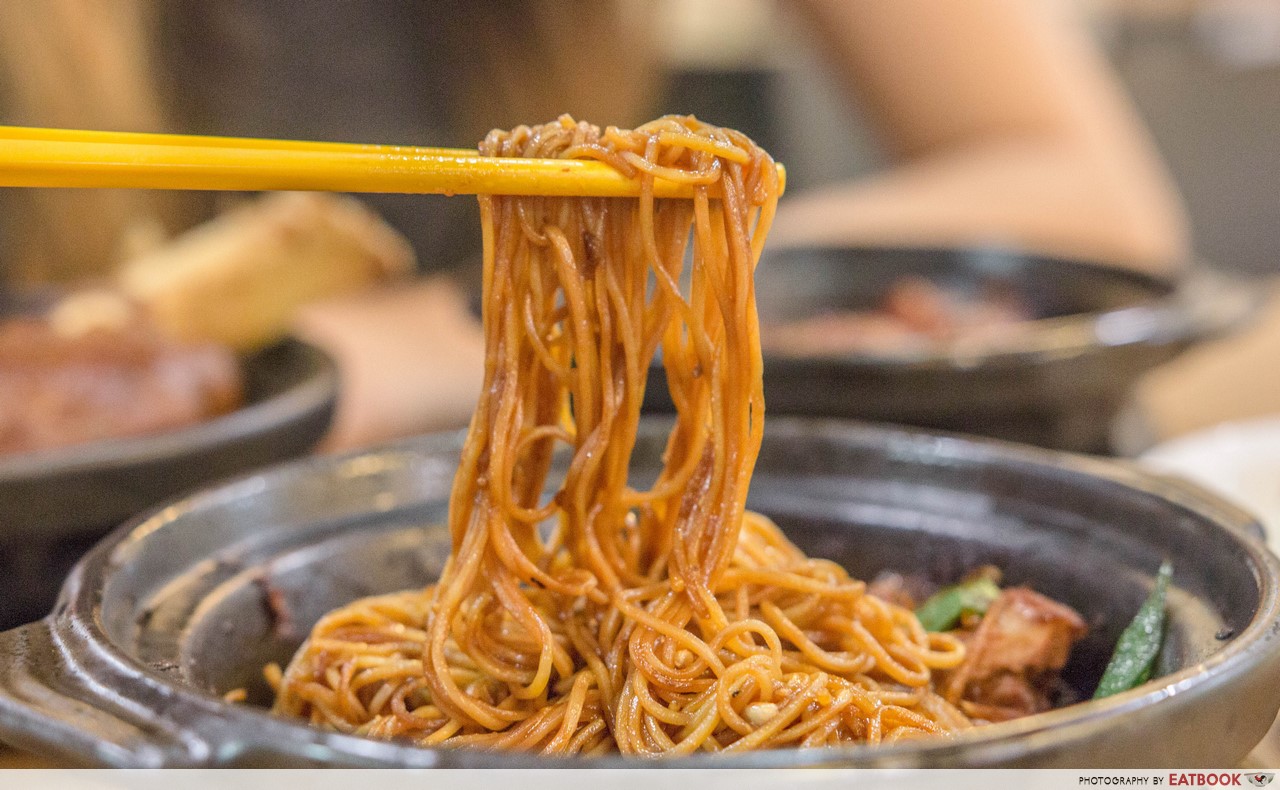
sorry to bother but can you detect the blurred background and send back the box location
[2,0,1280,767]
[0,1,1277,510]
[4,0,1275,280]
[669,0,1280,277]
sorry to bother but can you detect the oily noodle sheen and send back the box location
[270,116,972,754]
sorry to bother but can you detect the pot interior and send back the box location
[90,421,1260,721]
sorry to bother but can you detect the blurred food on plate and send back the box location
[764,274,1031,357]
[0,303,240,456]
[0,191,413,458]
[118,192,414,352]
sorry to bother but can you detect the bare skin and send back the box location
[304,2,1192,449]
[773,0,1189,271]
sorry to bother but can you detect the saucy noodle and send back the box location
[271,116,972,754]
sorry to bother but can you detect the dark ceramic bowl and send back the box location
[0,337,339,629]
[0,419,1277,767]
[644,247,1257,453]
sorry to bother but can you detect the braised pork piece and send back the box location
[764,276,1031,357]
[943,588,1088,722]
[0,316,242,456]
[870,570,1089,722]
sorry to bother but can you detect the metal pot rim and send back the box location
[6,418,1280,767]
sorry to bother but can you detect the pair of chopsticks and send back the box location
[0,126,785,198]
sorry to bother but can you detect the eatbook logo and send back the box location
[1247,774,1275,787]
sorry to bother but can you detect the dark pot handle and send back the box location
[0,620,207,766]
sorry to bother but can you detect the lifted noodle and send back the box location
[271,116,971,754]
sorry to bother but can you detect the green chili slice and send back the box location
[1093,561,1172,699]
[915,576,1002,632]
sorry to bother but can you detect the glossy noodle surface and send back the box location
[271,116,972,754]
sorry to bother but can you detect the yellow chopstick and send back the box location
[0,125,449,153]
[0,126,786,198]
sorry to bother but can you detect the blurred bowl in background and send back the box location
[0,336,338,630]
[645,246,1258,453]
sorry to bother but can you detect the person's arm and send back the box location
[0,0,197,281]
[773,0,1189,272]
[292,278,485,453]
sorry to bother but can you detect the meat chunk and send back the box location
[0,316,243,455]
[763,276,1031,357]
[943,587,1087,722]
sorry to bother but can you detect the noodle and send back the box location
[271,115,972,754]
